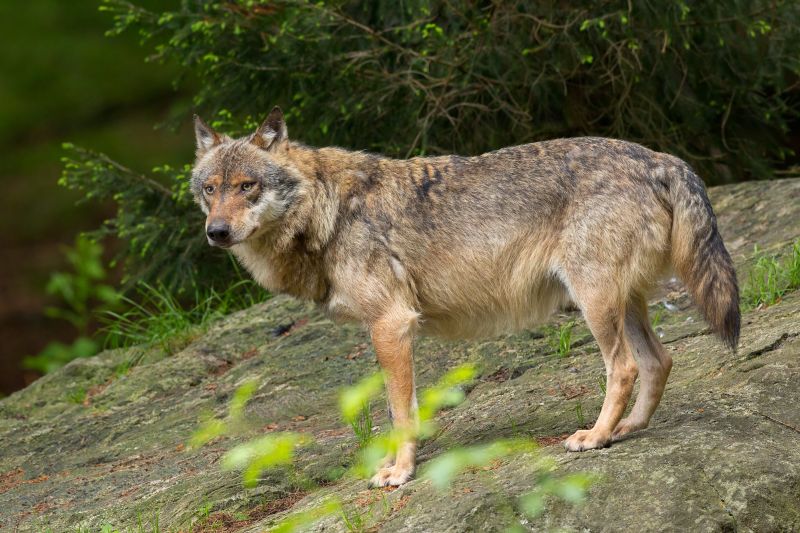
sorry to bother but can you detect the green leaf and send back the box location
[519,491,546,518]
[229,380,258,420]
[189,418,227,449]
[421,439,537,489]
[270,499,341,533]
[339,372,383,423]
[222,433,309,487]
[552,473,596,503]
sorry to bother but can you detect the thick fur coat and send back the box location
[191,108,740,486]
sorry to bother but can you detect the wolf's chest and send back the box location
[232,242,328,301]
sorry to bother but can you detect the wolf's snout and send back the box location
[206,222,231,244]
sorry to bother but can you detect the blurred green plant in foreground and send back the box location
[190,363,596,531]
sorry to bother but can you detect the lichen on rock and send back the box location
[1,179,799,531]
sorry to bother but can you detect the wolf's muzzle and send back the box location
[206,222,232,245]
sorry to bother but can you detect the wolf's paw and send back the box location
[377,453,395,469]
[368,463,414,487]
[611,417,647,442]
[563,428,611,452]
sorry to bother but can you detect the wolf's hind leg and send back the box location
[612,295,672,441]
[564,290,638,451]
[367,304,419,487]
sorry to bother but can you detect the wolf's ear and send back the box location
[194,115,222,157]
[252,106,288,151]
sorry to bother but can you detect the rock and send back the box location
[1,179,799,531]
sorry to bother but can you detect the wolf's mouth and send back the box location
[208,237,234,249]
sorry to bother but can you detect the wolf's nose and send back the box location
[207,223,231,242]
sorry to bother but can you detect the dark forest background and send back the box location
[2,0,799,394]
[0,0,190,393]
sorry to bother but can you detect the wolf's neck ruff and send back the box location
[230,143,376,303]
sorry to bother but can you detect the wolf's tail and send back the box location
[668,166,740,351]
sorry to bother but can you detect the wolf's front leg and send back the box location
[368,305,419,487]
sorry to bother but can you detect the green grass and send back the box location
[742,240,800,309]
[340,496,387,533]
[546,320,575,358]
[597,375,606,395]
[194,501,213,526]
[103,279,267,354]
[575,401,586,427]
[650,307,663,329]
[348,401,374,448]
[189,364,595,531]
[66,387,87,405]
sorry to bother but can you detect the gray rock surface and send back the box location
[1,179,799,531]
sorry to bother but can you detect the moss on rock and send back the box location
[1,179,799,531]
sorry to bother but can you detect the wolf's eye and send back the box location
[241,182,256,192]
[204,185,215,195]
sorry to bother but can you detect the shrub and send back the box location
[22,236,120,373]
[101,0,800,177]
[61,1,800,295]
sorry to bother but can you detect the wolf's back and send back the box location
[668,165,740,351]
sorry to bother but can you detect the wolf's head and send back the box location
[190,107,302,248]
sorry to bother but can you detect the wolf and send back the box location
[190,107,740,487]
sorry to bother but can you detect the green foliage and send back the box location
[43,235,120,333]
[189,364,594,531]
[651,307,663,329]
[745,251,782,307]
[425,445,595,521]
[67,386,88,405]
[229,380,259,419]
[339,373,384,423]
[22,236,120,373]
[24,338,100,375]
[189,417,228,450]
[417,363,478,426]
[518,468,597,519]
[103,279,267,353]
[59,144,222,294]
[742,240,800,309]
[189,379,258,449]
[270,499,342,533]
[190,379,310,488]
[340,374,381,447]
[347,364,480,478]
[102,0,800,184]
[349,401,375,449]
[24,237,265,375]
[421,438,537,489]
[195,501,213,525]
[222,433,310,488]
[340,495,387,533]
[58,1,800,299]
[575,401,586,427]
[545,321,575,358]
